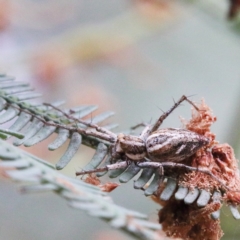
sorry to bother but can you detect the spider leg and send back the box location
[150,95,199,133]
[130,122,148,130]
[162,162,224,186]
[137,161,229,191]
[135,161,168,196]
[43,103,117,142]
[130,121,153,141]
[76,161,128,176]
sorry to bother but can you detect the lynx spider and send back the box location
[75,95,226,189]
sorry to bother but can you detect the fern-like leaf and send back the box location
[0,73,239,221]
[0,139,162,240]
[0,74,115,170]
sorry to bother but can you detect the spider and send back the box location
[75,95,226,189]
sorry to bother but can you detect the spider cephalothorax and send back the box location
[115,133,146,160]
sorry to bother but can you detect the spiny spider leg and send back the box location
[137,161,230,191]
[76,161,128,176]
[76,159,229,191]
[150,95,199,134]
[128,95,199,139]
[43,103,117,141]
[9,103,116,143]
[130,122,148,130]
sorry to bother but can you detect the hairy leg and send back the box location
[150,95,199,133]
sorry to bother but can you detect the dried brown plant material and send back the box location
[181,99,217,147]
[180,101,240,203]
[158,196,223,240]
[153,184,223,239]
[84,174,119,192]
[100,182,120,192]
[179,143,240,193]
[157,100,240,240]
[84,174,101,186]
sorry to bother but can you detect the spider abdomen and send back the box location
[146,128,209,162]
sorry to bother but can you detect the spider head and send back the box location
[115,133,146,161]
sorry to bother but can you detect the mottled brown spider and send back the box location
[114,95,209,162]
[75,95,226,188]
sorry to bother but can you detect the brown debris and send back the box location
[100,182,120,192]
[181,99,217,147]
[158,195,223,240]
[179,143,240,194]
[84,174,120,192]
[180,100,240,203]
[158,99,240,240]
[84,174,102,186]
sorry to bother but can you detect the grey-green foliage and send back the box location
[0,138,161,240]
[0,74,116,169]
[0,73,239,237]
[0,73,163,196]
[0,73,165,239]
